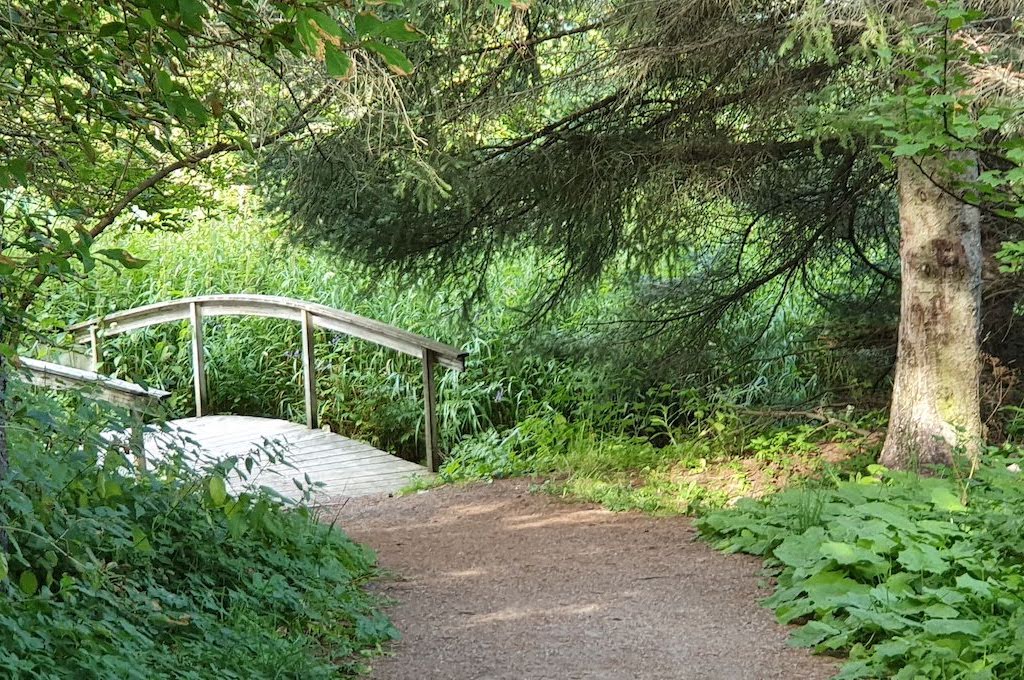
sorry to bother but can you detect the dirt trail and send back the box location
[328,480,838,680]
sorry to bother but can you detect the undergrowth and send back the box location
[439,406,880,515]
[698,453,1024,679]
[0,384,395,677]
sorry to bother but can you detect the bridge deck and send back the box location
[141,415,430,502]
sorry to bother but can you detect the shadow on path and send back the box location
[328,480,838,680]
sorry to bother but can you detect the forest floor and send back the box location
[327,480,839,680]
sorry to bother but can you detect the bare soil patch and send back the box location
[327,480,838,680]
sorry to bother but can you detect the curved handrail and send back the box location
[68,294,466,371]
[67,294,466,471]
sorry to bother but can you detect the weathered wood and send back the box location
[301,310,318,430]
[142,416,431,500]
[421,348,440,472]
[17,357,170,410]
[69,295,467,476]
[190,301,207,417]
[89,325,103,371]
[129,410,147,471]
[68,294,467,371]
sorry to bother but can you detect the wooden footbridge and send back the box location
[22,295,467,502]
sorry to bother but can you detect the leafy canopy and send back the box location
[0,0,419,343]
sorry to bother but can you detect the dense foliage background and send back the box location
[4,0,1024,677]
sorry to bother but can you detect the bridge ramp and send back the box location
[142,415,430,502]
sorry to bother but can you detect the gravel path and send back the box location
[328,480,838,680]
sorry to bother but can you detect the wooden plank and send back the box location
[167,419,328,450]
[190,302,207,417]
[281,452,423,476]
[277,445,392,468]
[422,348,440,472]
[89,326,103,371]
[301,310,318,429]
[141,416,430,500]
[68,294,467,371]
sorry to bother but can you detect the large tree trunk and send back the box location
[880,153,984,470]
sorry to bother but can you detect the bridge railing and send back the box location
[18,357,171,467]
[67,294,468,472]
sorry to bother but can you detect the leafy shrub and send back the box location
[0,385,395,677]
[698,456,1024,679]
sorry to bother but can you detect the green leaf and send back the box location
[98,22,127,37]
[104,478,122,498]
[846,607,914,632]
[324,44,354,78]
[921,618,983,637]
[803,569,873,609]
[929,485,966,512]
[294,10,321,53]
[179,96,210,124]
[897,544,949,574]
[364,40,414,75]
[773,527,827,569]
[378,20,424,42]
[0,553,7,581]
[873,638,913,659]
[954,573,992,598]
[891,142,932,157]
[820,541,884,566]
[977,114,1003,130]
[132,527,153,553]
[19,571,38,596]
[178,0,206,30]
[355,12,384,38]
[209,475,227,506]
[167,29,188,51]
[308,10,347,40]
[7,157,28,186]
[156,70,177,95]
[922,602,959,619]
[98,249,149,269]
[789,620,842,647]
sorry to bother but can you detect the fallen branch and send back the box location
[737,408,874,438]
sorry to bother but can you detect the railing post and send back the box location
[129,408,147,472]
[301,310,318,429]
[421,348,439,472]
[190,302,207,417]
[89,325,103,371]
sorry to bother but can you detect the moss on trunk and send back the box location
[880,153,984,470]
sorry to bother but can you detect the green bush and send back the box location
[0,384,395,678]
[698,456,1024,679]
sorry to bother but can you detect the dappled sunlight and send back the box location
[460,601,605,627]
[453,500,512,518]
[503,508,612,530]
[338,480,838,679]
[445,568,487,579]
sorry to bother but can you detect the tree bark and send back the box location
[880,153,984,470]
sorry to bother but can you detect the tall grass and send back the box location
[37,219,623,460]
[35,215,883,470]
